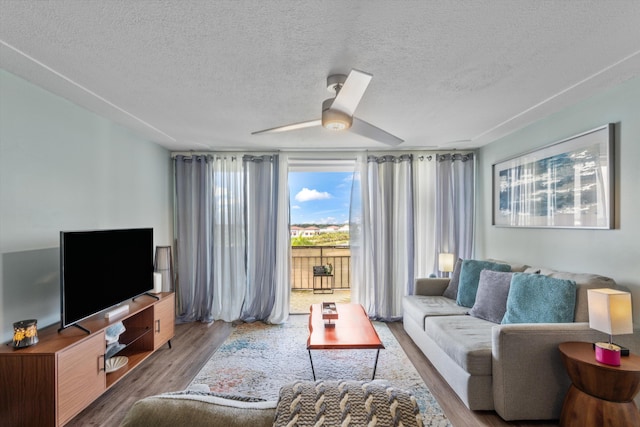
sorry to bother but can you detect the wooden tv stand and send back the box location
[0,292,175,427]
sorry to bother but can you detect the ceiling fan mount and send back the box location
[251,69,403,146]
[326,74,347,92]
[323,74,351,130]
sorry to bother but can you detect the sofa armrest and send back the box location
[491,322,607,421]
[414,278,449,296]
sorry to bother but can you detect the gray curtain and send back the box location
[241,154,279,322]
[435,153,475,261]
[174,154,247,323]
[350,154,414,321]
[174,155,213,322]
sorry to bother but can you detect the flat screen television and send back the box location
[60,227,154,330]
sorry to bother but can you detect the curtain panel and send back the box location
[350,154,414,321]
[413,155,438,278]
[174,153,288,325]
[242,154,282,322]
[174,155,214,323]
[350,151,474,321]
[174,154,247,323]
[435,153,475,263]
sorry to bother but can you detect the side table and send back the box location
[558,341,640,427]
[312,272,334,294]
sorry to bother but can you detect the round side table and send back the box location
[558,341,640,427]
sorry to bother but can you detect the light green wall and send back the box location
[0,70,173,342]
[476,76,640,324]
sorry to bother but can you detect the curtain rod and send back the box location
[171,149,475,159]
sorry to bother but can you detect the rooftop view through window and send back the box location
[288,171,353,312]
[288,171,353,245]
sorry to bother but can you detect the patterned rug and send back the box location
[190,314,450,426]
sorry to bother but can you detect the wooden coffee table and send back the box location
[307,303,385,380]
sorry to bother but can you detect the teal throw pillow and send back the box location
[456,260,511,308]
[502,273,577,324]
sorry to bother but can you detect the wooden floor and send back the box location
[67,318,558,427]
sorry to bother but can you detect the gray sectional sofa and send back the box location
[402,259,639,421]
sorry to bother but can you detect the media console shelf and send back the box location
[0,292,175,427]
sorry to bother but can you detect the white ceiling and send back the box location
[1,1,639,152]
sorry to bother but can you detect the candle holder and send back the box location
[12,319,39,348]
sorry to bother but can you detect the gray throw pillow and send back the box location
[442,258,463,300]
[468,270,514,323]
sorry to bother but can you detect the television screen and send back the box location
[60,227,154,329]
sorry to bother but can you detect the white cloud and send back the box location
[291,205,301,209]
[316,216,337,224]
[295,187,331,202]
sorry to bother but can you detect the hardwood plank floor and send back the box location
[68,319,558,427]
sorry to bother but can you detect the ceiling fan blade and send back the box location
[330,69,372,116]
[251,119,321,135]
[350,117,403,146]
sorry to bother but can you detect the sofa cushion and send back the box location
[424,315,494,375]
[502,273,576,324]
[469,271,514,324]
[457,260,511,308]
[442,257,463,299]
[274,380,422,427]
[402,295,469,329]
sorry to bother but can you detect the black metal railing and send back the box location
[291,246,350,290]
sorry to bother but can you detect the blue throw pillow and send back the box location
[502,273,577,324]
[456,260,511,308]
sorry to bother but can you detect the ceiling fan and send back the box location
[251,69,403,146]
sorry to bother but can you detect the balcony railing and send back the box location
[291,246,350,290]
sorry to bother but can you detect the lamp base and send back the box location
[594,342,621,366]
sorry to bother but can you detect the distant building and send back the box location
[291,224,348,238]
[302,226,320,236]
[290,226,304,237]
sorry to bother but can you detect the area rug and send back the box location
[190,314,450,426]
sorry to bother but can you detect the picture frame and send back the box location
[492,123,614,229]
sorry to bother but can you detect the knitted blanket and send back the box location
[274,380,423,427]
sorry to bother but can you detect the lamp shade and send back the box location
[588,288,633,336]
[154,246,174,293]
[438,253,455,273]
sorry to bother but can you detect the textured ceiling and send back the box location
[1,1,639,152]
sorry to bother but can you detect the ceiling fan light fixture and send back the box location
[252,69,402,144]
[322,98,352,131]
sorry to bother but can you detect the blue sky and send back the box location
[289,172,354,225]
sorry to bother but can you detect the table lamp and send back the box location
[438,253,455,277]
[587,288,633,366]
[154,246,174,293]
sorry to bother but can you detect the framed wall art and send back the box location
[492,123,614,229]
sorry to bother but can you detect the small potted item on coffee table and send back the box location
[322,302,338,328]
